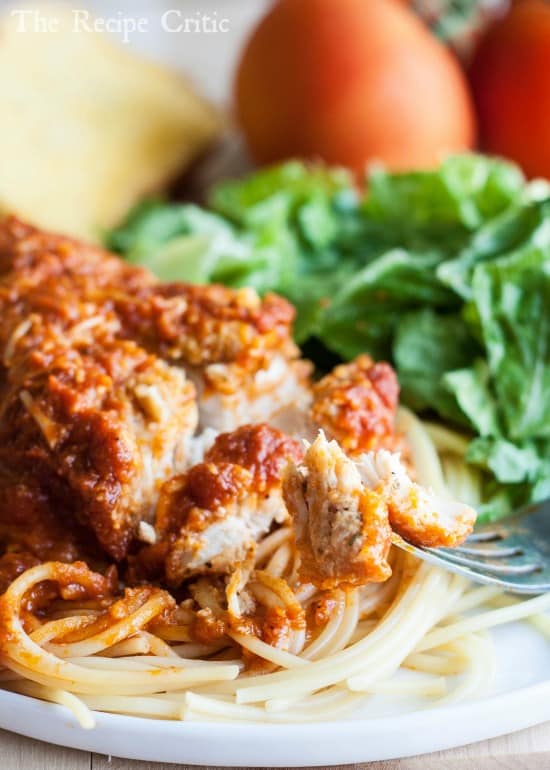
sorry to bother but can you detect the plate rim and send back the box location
[1,679,550,766]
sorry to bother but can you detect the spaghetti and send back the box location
[0,412,548,726]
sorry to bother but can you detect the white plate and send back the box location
[1,620,549,765]
[0,6,548,766]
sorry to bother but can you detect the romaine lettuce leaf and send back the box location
[472,246,550,441]
[393,310,480,425]
[443,361,500,438]
[363,155,524,242]
[438,198,550,299]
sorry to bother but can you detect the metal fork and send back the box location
[394,498,550,595]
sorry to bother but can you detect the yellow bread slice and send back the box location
[0,5,221,240]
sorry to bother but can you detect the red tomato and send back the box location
[470,0,550,178]
[234,0,476,172]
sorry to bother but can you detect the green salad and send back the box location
[107,154,550,523]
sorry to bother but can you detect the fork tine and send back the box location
[450,545,523,558]
[393,540,550,594]
[426,549,542,576]
[466,531,504,543]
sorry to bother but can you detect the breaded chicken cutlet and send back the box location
[0,217,475,585]
[0,218,306,561]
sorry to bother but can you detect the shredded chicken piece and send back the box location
[283,433,392,589]
[310,355,405,455]
[358,450,477,548]
[152,424,303,585]
[163,462,267,581]
[273,354,406,460]
[197,353,311,433]
[113,283,312,431]
[137,521,157,545]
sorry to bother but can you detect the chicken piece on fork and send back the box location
[282,433,393,589]
[283,433,476,589]
[358,449,477,549]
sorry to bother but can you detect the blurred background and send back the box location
[0,0,508,105]
[15,1,503,100]
[2,0,550,225]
